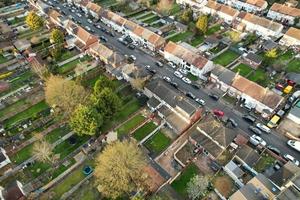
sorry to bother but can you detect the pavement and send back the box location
[49,1,300,160]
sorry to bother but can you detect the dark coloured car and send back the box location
[267,145,281,155]
[248,125,262,135]
[208,93,219,101]
[155,61,163,67]
[284,103,291,111]
[100,36,108,42]
[243,115,256,124]
[128,44,135,50]
[227,118,238,128]
[109,31,115,37]
[148,69,156,74]
[170,82,178,89]
[192,84,200,90]
[186,92,196,99]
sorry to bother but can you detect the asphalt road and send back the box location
[52,1,300,160]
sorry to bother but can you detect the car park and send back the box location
[249,134,267,146]
[256,123,271,134]
[208,93,219,101]
[186,92,196,99]
[163,76,171,83]
[213,109,224,117]
[242,115,256,124]
[248,126,262,135]
[182,77,191,84]
[155,61,163,67]
[267,145,281,155]
[174,71,183,78]
[283,154,300,166]
[195,98,205,106]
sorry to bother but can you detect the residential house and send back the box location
[164,41,214,80]
[261,39,278,51]
[144,79,201,134]
[229,173,280,200]
[229,0,268,13]
[47,9,68,28]
[243,52,262,69]
[210,65,284,115]
[189,113,236,158]
[0,22,14,41]
[0,148,10,169]
[200,0,240,24]
[277,174,300,200]
[267,3,300,25]
[268,161,300,190]
[65,20,98,51]
[0,180,26,200]
[121,64,149,83]
[13,39,31,52]
[279,27,300,47]
[287,100,300,124]
[85,2,102,19]
[235,12,283,39]
[176,0,208,8]
[28,0,50,15]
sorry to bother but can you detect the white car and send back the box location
[167,62,176,69]
[71,9,75,13]
[129,55,136,61]
[195,98,205,106]
[256,123,271,134]
[174,71,183,78]
[283,154,300,166]
[163,76,171,82]
[145,65,151,69]
[179,68,188,75]
[87,19,93,24]
[76,13,82,17]
[249,134,267,146]
[85,26,91,31]
[287,140,300,152]
[182,77,191,84]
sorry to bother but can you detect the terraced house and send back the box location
[267,3,300,25]
[235,12,283,39]
[164,41,214,80]
[279,27,300,47]
[226,0,268,13]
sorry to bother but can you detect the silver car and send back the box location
[256,123,271,134]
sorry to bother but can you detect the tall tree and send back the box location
[180,8,193,24]
[26,11,43,30]
[69,104,103,136]
[32,140,54,163]
[50,28,64,45]
[91,87,122,119]
[44,75,88,117]
[50,46,62,61]
[157,0,173,15]
[93,76,115,95]
[196,15,208,34]
[187,175,210,200]
[265,48,278,58]
[94,140,147,199]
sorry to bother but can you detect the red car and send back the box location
[213,109,224,117]
[275,83,284,91]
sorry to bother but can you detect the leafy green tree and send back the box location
[187,175,210,200]
[196,15,208,34]
[50,28,64,44]
[91,88,122,119]
[93,76,115,95]
[265,48,278,58]
[180,8,193,24]
[50,47,62,61]
[69,104,103,136]
[26,11,43,30]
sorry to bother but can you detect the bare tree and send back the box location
[187,175,210,200]
[32,140,54,163]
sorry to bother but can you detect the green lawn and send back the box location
[187,73,198,81]
[32,40,51,52]
[168,31,194,43]
[0,54,8,64]
[117,114,145,137]
[9,16,26,25]
[4,101,49,129]
[278,49,295,61]
[286,59,300,73]
[132,122,157,141]
[170,3,181,15]
[52,166,86,199]
[143,16,160,24]
[247,68,269,87]
[207,24,221,35]
[53,135,90,160]
[24,161,51,178]
[0,99,28,118]
[232,63,253,77]
[51,158,76,179]
[144,131,171,155]
[11,143,34,165]
[189,35,204,47]
[213,50,240,66]
[136,12,155,20]
[254,153,276,173]
[56,50,76,63]
[44,125,71,144]
[58,59,80,74]
[171,163,199,197]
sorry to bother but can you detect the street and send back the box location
[52,1,300,160]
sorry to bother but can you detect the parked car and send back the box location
[256,123,271,134]
[167,61,176,69]
[155,61,163,67]
[85,26,91,31]
[248,126,262,135]
[249,134,267,146]
[76,13,82,17]
[87,19,93,24]
[227,118,238,128]
[128,55,136,62]
[128,44,135,50]
[287,140,300,152]
[192,84,200,90]
[195,98,205,106]
[163,76,171,83]
[267,145,281,155]
[178,68,188,75]
[276,109,285,117]
[100,36,108,42]
[170,82,178,89]
[283,154,300,166]
[174,71,183,78]
[186,92,196,99]
[242,115,256,124]
[109,31,115,37]
[208,93,219,101]
[213,109,224,117]
[182,77,191,84]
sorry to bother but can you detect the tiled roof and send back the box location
[86,2,102,13]
[206,0,239,16]
[164,41,209,69]
[47,9,61,22]
[270,3,300,17]
[284,27,300,41]
[246,0,267,8]
[238,12,282,32]
[232,75,283,109]
[89,42,113,59]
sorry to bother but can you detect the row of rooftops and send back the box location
[269,2,300,17]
